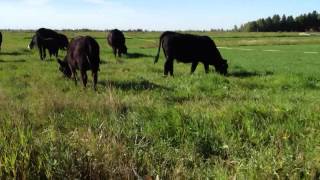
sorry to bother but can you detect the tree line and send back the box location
[235,11,320,32]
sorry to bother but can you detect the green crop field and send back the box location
[0,31,320,179]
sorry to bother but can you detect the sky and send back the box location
[0,0,319,30]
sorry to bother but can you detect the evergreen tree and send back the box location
[235,10,320,32]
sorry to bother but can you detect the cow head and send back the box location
[58,34,69,50]
[215,59,228,75]
[120,45,128,55]
[28,35,36,49]
[57,58,72,78]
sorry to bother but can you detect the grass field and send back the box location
[0,31,320,179]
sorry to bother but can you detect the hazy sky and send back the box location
[0,0,319,30]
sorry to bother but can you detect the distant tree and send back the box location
[264,17,273,31]
[295,14,306,31]
[234,10,320,32]
[272,15,281,31]
[318,14,320,31]
[286,16,295,31]
[309,11,319,31]
[256,19,266,32]
[280,15,287,31]
[233,25,239,32]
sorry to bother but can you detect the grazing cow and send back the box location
[29,35,60,59]
[56,34,69,50]
[29,35,45,60]
[36,28,58,38]
[154,31,228,76]
[57,36,100,90]
[43,38,60,58]
[36,28,69,50]
[28,28,69,60]
[0,32,2,52]
[107,29,127,57]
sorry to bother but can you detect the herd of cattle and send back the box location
[0,29,229,90]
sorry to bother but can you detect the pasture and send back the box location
[0,31,320,179]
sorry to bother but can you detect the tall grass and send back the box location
[0,31,320,179]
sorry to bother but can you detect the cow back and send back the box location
[67,36,100,71]
[163,33,219,61]
[107,29,125,48]
[36,28,68,49]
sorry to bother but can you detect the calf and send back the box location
[57,36,100,90]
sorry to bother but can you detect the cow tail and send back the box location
[86,55,92,69]
[85,44,92,67]
[96,50,101,71]
[154,34,164,64]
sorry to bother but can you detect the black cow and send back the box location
[56,34,69,50]
[36,28,58,38]
[57,36,100,90]
[0,32,2,52]
[107,29,127,57]
[154,31,228,76]
[36,28,68,49]
[29,35,45,60]
[29,35,60,59]
[43,38,60,58]
[28,28,69,60]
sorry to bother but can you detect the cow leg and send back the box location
[53,49,56,58]
[204,63,209,74]
[92,71,98,91]
[80,70,88,88]
[112,48,117,58]
[71,67,77,85]
[118,50,122,58]
[42,47,46,60]
[38,47,43,60]
[38,46,45,60]
[164,60,170,76]
[164,57,174,76]
[169,60,174,76]
[49,50,52,58]
[191,62,199,74]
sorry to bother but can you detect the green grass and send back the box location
[0,31,320,179]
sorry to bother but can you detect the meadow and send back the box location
[0,31,320,179]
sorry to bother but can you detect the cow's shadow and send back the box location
[41,57,60,62]
[0,59,26,63]
[0,51,24,56]
[165,96,192,104]
[125,52,153,59]
[100,79,172,91]
[228,70,274,78]
[0,49,32,56]
[100,60,108,64]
